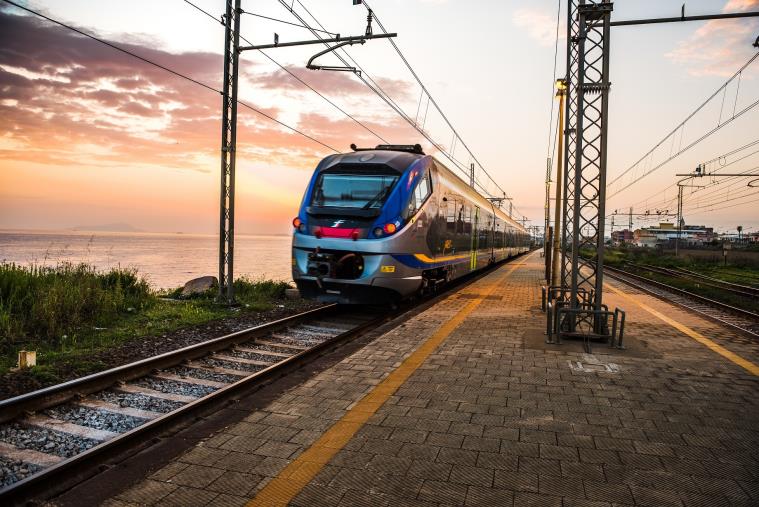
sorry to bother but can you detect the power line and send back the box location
[239,9,336,35]
[620,139,759,211]
[180,0,388,144]
[546,0,562,161]
[0,0,339,153]
[277,1,480,180]
[280,0,525,216]
[608,51,759,196]
[360,0,513,203]
[608,97,759,199]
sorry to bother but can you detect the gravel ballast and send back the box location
[0,423,98,458]
[43,405,146,433]
[94,391,184,414]
[227,350,281,363]
[1,456,41,487]
[133,378,216,398]
[201,357,266,372]
[165,366,241,384]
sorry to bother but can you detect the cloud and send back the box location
[0,9,419,177]
[666,0,759,77]
[512,6,564,48]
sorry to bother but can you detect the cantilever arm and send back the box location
[307,39,364,74]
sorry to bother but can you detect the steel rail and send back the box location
[604,265,759,339]
[0,304,382,504]
[0,304,338,424]
[634,263,759,299]
[673,266,759,296]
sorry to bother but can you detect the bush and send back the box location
[0,262,154,347]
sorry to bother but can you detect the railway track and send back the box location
[0,303,385,502]
[604,265,759,338]
[634,263,759,299]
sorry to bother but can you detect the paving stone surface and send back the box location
[112,251,759,506]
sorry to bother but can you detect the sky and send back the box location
[0,0,758,236]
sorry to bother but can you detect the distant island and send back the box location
[71,223,144,233]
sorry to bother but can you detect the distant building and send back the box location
[633,223,714,247]
[611,229,634,245]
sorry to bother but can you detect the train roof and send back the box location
[318,148,423,174]
[320,146,527,234]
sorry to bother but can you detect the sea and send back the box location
[0,230,294,289]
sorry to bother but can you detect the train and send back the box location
[291,144,531,304]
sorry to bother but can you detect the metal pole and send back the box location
[676,185,683,257]
[218,0,241,304]
[551,83,566,288]
[610,11,759,26]
[544,156,552,263]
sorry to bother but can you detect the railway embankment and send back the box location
[0,262,316,400]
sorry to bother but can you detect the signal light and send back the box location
[292,217,301,228]
[384,223,397,234]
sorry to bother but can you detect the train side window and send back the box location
[406,171,431,218]
[446,198,457,232]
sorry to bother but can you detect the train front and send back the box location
[291,147,428,304]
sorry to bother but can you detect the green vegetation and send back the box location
[600,247,759,313]
[0,262,292,381]
[602,246,759,286]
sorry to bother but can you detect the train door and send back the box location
[470,206,479,271]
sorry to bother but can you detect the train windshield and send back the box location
[311,173,400,209]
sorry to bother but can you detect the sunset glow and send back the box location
[1,0,758,235]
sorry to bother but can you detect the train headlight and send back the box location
[298,223,306,233]
[293,217,302,228]
[373,227,384,238]
[384,223,397,234]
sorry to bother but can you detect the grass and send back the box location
[599,247,759,313]
[601,246,759,286]
[0,262,292,381]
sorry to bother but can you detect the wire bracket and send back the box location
[307,40,366,74]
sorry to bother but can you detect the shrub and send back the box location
[0,262,154,347]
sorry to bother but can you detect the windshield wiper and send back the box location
[361,187,390,210]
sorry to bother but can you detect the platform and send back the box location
[105,251,759,507]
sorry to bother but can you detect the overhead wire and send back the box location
[276,2,484,183]
[359,0,510,199]
[180,0,388,144]
[620,139,759,212]
[607,50,759,196]
[283,0,525,216]
[0,0,339,152]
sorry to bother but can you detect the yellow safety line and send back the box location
[606,284,759,376]
[246,257,530,507]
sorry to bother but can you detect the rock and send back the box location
[284,288,300,300]
[181,276,218,297]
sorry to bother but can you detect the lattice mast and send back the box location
[561,0,613,330]
[218,0,242,304]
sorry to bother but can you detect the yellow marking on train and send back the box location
[414,253,469,263]
[380,265,396,273]
[246,256,530,507]
[606,284,759,376]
